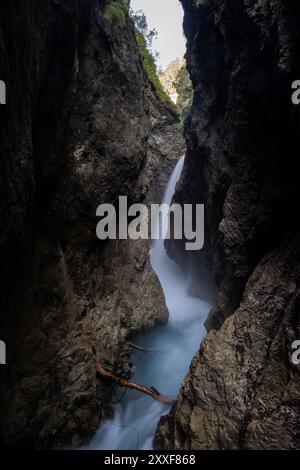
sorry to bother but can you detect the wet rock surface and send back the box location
[156,0,300,450]
[0,0,184,448]
[157,237,300,449]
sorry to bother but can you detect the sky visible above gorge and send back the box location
[131,0,186,70]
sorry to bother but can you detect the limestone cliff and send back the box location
[0,0,184,448]
[156,0,300,450]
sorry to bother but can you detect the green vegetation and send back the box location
[103,0,128,28]
[159,59,182,99]
[173,62,194,121]
[130,8,177,112]
[130,8,158,55]
[135,30,176,111]
[159,59,194,122]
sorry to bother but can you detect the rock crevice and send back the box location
[0,0,184,448]
[156,0,300,450]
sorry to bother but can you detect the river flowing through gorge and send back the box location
[83,156,212,450]
[1,0,299,452]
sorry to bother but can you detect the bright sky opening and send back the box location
[131,0,186,70]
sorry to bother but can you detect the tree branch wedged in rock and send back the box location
[129,342,152,352]
[95,361,173,405]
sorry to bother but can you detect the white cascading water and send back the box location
[84,156,211,450]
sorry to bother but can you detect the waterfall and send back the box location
[84,156,211,450]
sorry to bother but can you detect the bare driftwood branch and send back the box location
[95,361,173,405]
[129,343,152,353]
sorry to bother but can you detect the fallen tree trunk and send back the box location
[95,361,173,405]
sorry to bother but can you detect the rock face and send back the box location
[0,0,184,448]
[156,0,300,450]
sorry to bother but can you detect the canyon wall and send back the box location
[0,0,184,448]
[156,0,300,449]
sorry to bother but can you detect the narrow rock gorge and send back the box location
[156,0,300,450]
[0,0,184,448]
[1,0,299,452]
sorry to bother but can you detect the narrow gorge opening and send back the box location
[81,0,213,451]
[1,0,299,457]
[85,158,212,450]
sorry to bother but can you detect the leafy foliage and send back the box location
[159,59,183,100]
[134,30,176,111]
[159,59,193,122]
[129,8,158,60]
[130,9,177,112]
[173,62,194,120]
